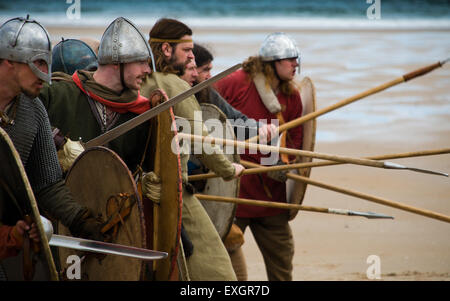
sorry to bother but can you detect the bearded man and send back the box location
[140,18,244,281]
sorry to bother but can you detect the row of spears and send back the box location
[182,58,450,224]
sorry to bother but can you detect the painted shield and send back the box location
[286,77,317,220]
[197,103,240,241]
[0,127,58,281]
[146,108,183,281]
[57,146,147,281]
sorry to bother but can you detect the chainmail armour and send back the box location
[3,94,62,191]
[1,94,84,226]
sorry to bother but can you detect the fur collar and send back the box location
[253,73,281,114]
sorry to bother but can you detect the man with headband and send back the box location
[141,18,244,281]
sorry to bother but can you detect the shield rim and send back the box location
[58,146,147,280]
[287,76,317,220]
[199,103,240,241]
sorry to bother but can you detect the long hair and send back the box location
[149,18,192,74]
[193,44,213,68]
[242,56,296,95]
[193,44,214,103]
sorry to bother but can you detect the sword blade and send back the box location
[85,63,242,148]
[49,234,167,261]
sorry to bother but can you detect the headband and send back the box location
[149,37,193,43]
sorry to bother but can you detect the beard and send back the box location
[168,53,189,76]
[172,61,186,76]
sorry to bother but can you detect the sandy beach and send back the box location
[44,24,450,281]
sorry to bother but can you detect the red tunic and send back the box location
[215,69,303,218]
[0,225,21,260]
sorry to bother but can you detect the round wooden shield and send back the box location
[57,146,147,281]
[197,103,240,240]
[0,127,58,281]
[286,77,317,220]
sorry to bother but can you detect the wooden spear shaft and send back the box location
[188,147,450,181]
[285,147,450,170]
[247,60,448,143]
[240,160,450,224]
[194,194,392,219]
[178,133,447,176]
[179,132,385,168]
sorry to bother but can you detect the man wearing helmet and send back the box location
[39,17,154,172]
[215,32,303,281]
[0,17,103,263]
[140,18,245,281]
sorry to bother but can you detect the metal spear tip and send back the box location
[349,210,394,219]
[383,162,448,177]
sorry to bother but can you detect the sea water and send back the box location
[1,0,449,143]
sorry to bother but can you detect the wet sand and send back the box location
[45,24,450,281]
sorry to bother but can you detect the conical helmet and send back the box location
[52,38,98,75]
[259,32,301,73]
[0,16,52,82]
[98,17,153,65]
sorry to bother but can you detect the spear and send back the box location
[188,147,450,181]
[240,160,450,224]
[178,132,448,177]
[195,194,394,219]
[247,59,450,143]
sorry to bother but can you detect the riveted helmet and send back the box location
[0,16,52,82]
[98,17,154,66]
[52,38,98,75]
[259,32,301,73]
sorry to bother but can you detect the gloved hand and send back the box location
[69,208,104,242]
[266,160,289,182]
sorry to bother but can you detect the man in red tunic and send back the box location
[215,32,303,281]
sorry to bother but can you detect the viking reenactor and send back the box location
[39,17,155,174]
[0,17,103,260]
[190,43,280,281]
[179,60,198,87]
[140,18,245,281]
[215,32,303,281]
[193,43,277,141]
